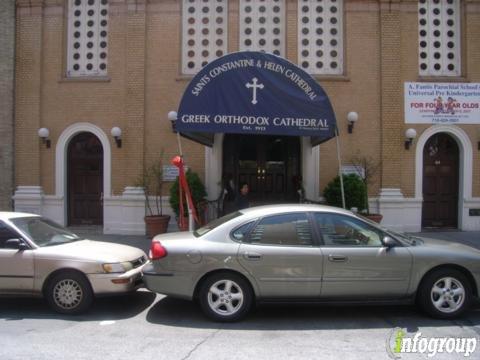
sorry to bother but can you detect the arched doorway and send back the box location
[422,132,459,228]
[67,132,104,225]
[223,134,301,206]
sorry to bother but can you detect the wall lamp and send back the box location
[347,111,358,134]
[111,127,122,148]
[405,128,417,150]
[168,111,178,132]
[38,128,51,148]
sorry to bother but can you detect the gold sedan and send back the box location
[0,212,148,314]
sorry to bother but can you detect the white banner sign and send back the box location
[162,165,189,182]
[341,165,365,179]
[404,82,480,124]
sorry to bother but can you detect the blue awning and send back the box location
[175,51,337,147]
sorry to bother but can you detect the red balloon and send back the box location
[171,155,183,167]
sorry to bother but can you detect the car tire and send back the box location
[199,272,253,322]
[45,271,93,315]
[417,268,472,319]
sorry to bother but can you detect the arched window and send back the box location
[418,0,461,77]
[67,0,109,77]
[239,0,285,57]
[182,0,228,74]
[297,0,344,75]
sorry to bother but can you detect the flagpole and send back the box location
[176,133,194,232]
[169,111,194,231]
[335,126,346,209]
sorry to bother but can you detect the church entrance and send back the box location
[67,132,104,225]
[223,134,301,205]
[422,133,459,229]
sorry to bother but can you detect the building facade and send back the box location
[13,0,480,234]
[0,0,15,211]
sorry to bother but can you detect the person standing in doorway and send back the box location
[235,182,250,210]
[221,174,236,215]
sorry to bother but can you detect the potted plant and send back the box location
[137,155,171,237]
[349,155,383,223]
[169,169,207,230]
[323,173,367,212]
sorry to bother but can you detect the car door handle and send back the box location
[243,252,262,260]
[328,255,348,262]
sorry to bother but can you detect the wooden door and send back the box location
[262,136,288,202]
[223,134,300,205]
[422,133,459,228]
[68,132,103,225]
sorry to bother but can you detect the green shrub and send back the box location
[169,170,207,217]
[323,174,367,212]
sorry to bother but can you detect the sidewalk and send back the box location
[73,227,480,253]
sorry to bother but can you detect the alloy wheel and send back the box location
[53,279,84,310]
[430,277,465,314]
[207,279,244,316]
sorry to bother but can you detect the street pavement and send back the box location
[0,228,479,360]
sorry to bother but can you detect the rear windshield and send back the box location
[194,211,242,237]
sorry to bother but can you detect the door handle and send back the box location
[243,252,262,260]
[328,254,348,262]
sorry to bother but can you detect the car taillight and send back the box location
[149,240,167,260]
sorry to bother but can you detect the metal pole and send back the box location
[176,131,194,231]
[335,126,346,209]
[176,132,183,157]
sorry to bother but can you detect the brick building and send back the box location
[13,0,480,234]
[0,0,15,210]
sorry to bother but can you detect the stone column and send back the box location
[378,0,412,228]
[0,0,15,210]
[379,0,403,190]
[124,0,146,184]
[15,0,44,190]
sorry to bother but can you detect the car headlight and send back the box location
[102,262,133,273]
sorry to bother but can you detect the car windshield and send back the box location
[384,228,422,245]
[356,214,418,245]
[194,211,243,237]
[10,217,83,247]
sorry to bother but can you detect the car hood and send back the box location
[35,240,146,263]
[415,236,480,255]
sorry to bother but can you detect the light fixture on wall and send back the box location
[405,128,417,150]
[38,128,51,148]
[168,111,178,132]
[347,111,358,134]
[111,127,122,148]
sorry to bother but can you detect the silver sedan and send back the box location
[0,212,148,314]
[143,204,480,322]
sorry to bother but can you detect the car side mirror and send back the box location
[382,236,396,249]
[5,238,28,251]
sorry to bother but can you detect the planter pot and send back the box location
[364,213,383,223]
[145,215,171,238]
